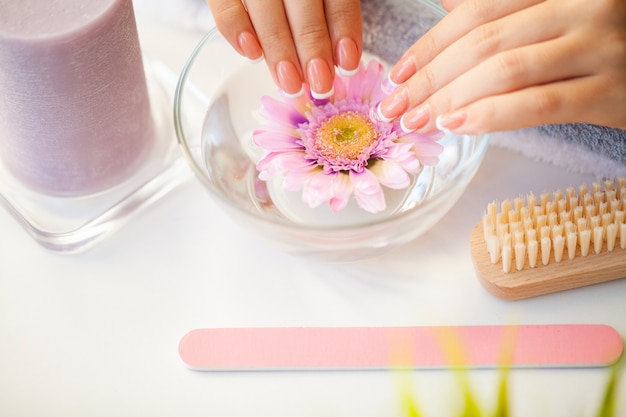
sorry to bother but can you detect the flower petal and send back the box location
[282,165,319,191]
[279,152,315,171]
[350,169,386,213]
[343,61,365,101]
[383,142,421,172]
[257,151,310,180]
[329,172,353,212]
[333,73,347,102]
[302,171,334,208]
[359,60,385,103]
[400,133,445,166]
[253,130,302,151]
[368,160,410,189]
[256,152,283,180]
[260,96,307,127]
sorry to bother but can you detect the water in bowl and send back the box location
[199,61,475,229]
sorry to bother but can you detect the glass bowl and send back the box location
[174,0,490,262]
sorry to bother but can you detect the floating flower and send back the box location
[253,59,444,213]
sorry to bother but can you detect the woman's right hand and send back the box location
[377,0,626,134]
[206,0,363,99]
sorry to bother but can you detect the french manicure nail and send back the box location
[336,38,360,77]
[276,60,304,97]
[400,105,430,133]
[390,55,417,85]
[436,110,467,132]
[281,85,306,99]
[377,87,409,122]
[237,31,263,63]
[381,74,400,95]
[307,58,334,99]
[377,104,393,123]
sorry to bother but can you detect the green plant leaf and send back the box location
[595,365,620,417]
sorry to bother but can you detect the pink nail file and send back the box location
[178,324,623,371]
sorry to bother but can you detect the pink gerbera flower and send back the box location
[253,59,444,213]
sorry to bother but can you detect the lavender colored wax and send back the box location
[0,0,154,196]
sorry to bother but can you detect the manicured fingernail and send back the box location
[280,85,306,99]
[381,72,402,94]
[400,105,430,133]
[390,55,417,85]
[336,38,360,76]
[436,110,467,133]
[377,87,409,122]
[307,58,334,99]
[237,31,263,63]
[276,60,304,96]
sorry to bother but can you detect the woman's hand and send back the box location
[206,0,362,99]
[377,0,626,134]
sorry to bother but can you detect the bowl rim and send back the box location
[173,1,491,237]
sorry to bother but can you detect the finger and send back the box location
[379,0,546,121]
[282,0,335,99]
[245,0,305,96]
[324,0,363,76]
[206,0,263,61]
[388,0,544,86]
[435,76,610,134]
[416,33,591,132]
[400,1,565,110]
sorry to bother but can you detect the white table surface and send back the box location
[1,10,625,417]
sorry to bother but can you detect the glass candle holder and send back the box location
[0,0,190,253]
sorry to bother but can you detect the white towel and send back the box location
[491,128,626,178]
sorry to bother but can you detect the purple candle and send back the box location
[0,0,154,196]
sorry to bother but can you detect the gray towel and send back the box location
[536,123,626,167]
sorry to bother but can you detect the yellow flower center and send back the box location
[314,112,378,161]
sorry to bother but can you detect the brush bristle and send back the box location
[482,177,626,273]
